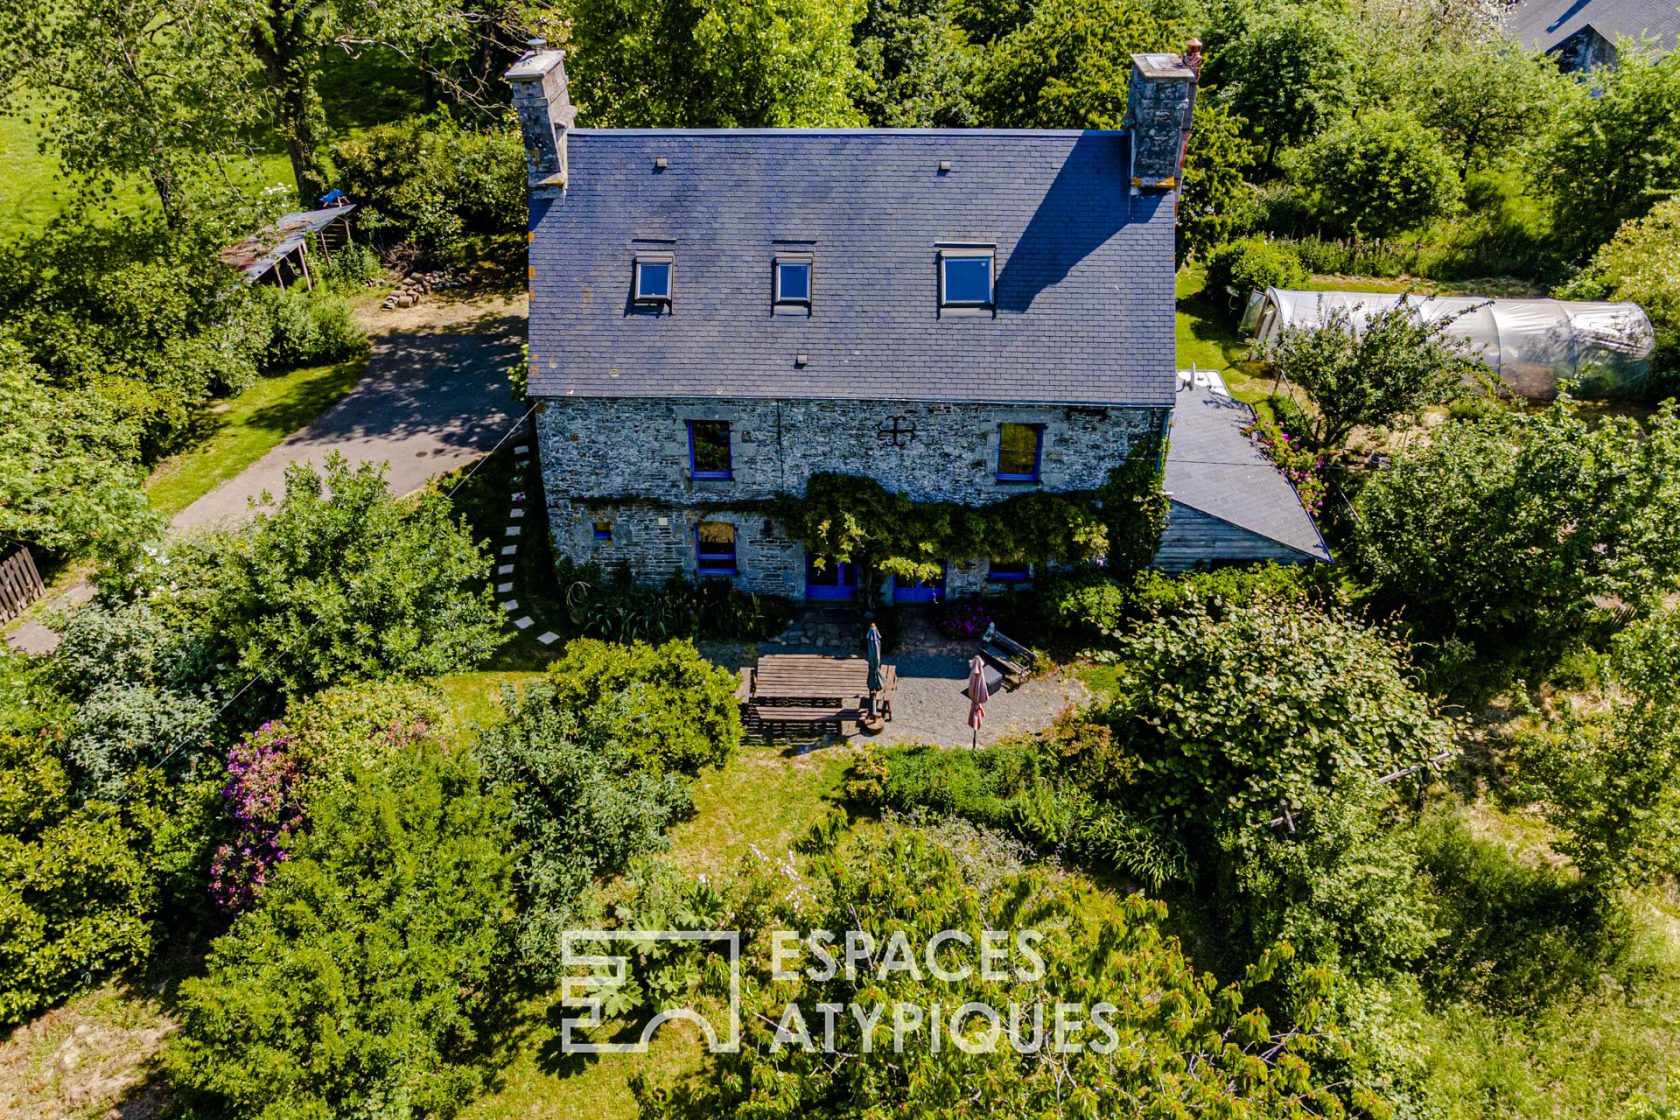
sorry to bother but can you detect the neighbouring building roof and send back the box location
[1506,0,1679,55]
[525,130,1178,407]
[1163,388,1330,563]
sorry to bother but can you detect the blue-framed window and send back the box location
[996,423,1043,481]
[775,258,812,307]
[687,420,733,479]
[696,521,738,574]
[634,256,673,305]
[593,520,614,542]
[940,250,993,308]
[987,558,1031,583]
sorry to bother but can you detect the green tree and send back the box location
[1261,301,1478,450]
[1209,3,1354,167]
[1404,38,1570,180]
[853,0,977,126]
[166,736,519,1119]
[967,0,1176,128]
[1179,99,1258,261]
[566,0,866,127]
[202,453,505,696]
[635,826,1386,1118]
[1286,108,1461,239]
[0,336,159,559]
[1351,401,1680,651]
[1542,42,1680,257]
[0,0,257,228]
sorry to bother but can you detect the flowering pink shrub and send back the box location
[1247,416,1328,515]
[210,723,305,912]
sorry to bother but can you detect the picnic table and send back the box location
[745,654,896,738]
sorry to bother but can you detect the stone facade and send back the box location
[537,396,1165,599]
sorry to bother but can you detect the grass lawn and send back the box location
[143,359,366,516]
[1174,264,1276,404]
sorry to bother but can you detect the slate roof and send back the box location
[1163,388,1330,562]
[1507,0,1679,53]
[526,130,1177,406]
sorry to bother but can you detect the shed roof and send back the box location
[1163,388,1330,563]
[526,129,1178,406]
[1507,0,1679,53]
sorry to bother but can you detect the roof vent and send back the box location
[938,160,952,173]
[654,157,668,170]
[795,352,808,367]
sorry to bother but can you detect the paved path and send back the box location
[173,297,525,531]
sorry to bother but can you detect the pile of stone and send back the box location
[381,268,462,310]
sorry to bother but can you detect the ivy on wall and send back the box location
[575,433,1169,586]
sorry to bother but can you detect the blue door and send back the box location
[893,565,946,604]
[805,554,857,601]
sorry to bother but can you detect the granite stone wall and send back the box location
[537,396,1164,597]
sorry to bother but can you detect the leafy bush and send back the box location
[1203,236,1307,305]
[1095,598,1453,847]
[1283,235,1417,278]
[1351,401,1680,653]
[559,563,795,642]
[1285,108,1462,240]
[316,243,383,291]
[636,826,1375,1118]
[1043,571,1127,638]
[331,118,526,261]
[167,736,518,1119]
[0,724,216,1025]
[1559,194,1680,393]
[520,639,741,777]
[1260,302,1479,450]
[65,682,221,799]
[280,679,446,796]
[189,453,505,697]
[1124,562,1313,618]
[0,336,159,559]
[253,287,367,371]
[478,690,692,971]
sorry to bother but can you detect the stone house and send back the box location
[506,42,1322,603]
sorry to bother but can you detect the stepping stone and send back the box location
[502,600,519,611]
[510,508,526,518]
[514,616,534,630]
[497,565,514,575]
[505,525,522,537]
[501,545,518,556]
[496,582,513,593]
[514,444,530,456]
[537,631,559,645]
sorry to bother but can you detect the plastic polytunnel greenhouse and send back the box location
[1241,288,1656,399]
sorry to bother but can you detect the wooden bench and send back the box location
[980,623,1037,689]
[752,704,861,737]
[734,668,754,705]
[878,665,897,722]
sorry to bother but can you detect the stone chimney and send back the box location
[505,39,575,195]
[1124,42,1201,192]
